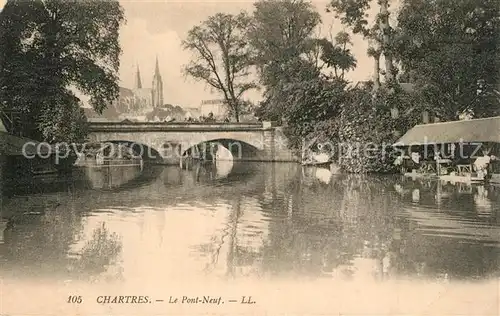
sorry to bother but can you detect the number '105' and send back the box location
[67,296,83,304]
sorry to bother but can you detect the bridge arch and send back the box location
[84,140,165,163]
[181,138,261,161]
[178,133,264,153]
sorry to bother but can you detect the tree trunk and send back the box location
[379,0,394,83]
[373,54,381,93]
[234,103,240,122]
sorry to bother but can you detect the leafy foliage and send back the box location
[336,87,403,173]
[315,32,357,79]
[255,56,323,123]
[249,0,362,164]
[182,12,257,122]
[249,0,357,124]
[395,0,500,119]
[327,0,372,37]
[328,0,397,84]
[0,0,124,142]
[281,77,347,151]
[247,0,321,89]
[38,93,89,143]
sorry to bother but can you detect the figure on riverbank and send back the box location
[96,152,104,165]
[474,151,494,179]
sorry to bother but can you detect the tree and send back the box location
[395,0,500,120]
[38,92,89,143]
[315,31,357,80]
[0,0,124,142]
[182,12,256,123]
[327,0,397,91]
[249,1,358,155]
[248,0,321,89]
[248,0,324,123]
[254,56,322,123]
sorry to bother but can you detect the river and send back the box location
[1,160,499,315]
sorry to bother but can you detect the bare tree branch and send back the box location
[182,12,256,122]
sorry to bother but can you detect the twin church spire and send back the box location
[134,56,163,107]
[135,64,142,89]
[152,56,163,107]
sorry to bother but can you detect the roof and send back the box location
[395,116,500,146]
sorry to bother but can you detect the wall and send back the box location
[271,127,297,162]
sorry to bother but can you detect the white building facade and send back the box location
[200,99,229,120]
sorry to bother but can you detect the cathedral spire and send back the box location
[135,63,142,89]
[152,55,163,107]
[154,55,160,76]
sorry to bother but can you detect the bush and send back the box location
[337,87,404,173]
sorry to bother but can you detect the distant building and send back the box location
[146,104,187,122]
[184,107,201,120]
[120,58,164,116]
[84,57,164,121]
[200,99,229,120]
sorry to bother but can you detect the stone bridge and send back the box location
[87,121,297,164]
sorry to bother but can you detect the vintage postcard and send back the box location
[0,0,499,315]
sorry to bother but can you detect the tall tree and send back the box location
[0,0,125,142]
[182,12,256,123]
[395,0,500,119]
[248,0,323,123]
[248,0,321,89]
[327,0,397,91]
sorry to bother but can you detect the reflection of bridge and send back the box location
[87,122,297,164]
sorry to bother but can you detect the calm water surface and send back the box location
[1,161,499,314]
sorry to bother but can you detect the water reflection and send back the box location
[70,222,123,279]
[1,162,500,286]
[82,164,143,190]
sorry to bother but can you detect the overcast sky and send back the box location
[0,0,379,108]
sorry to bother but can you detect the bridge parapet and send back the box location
[88,122,271,132]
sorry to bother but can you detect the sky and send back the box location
[0,0,381,108]
[118,0,375,108]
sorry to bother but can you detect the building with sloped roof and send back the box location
[395,116,500,146]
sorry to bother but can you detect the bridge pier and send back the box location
[180,145,214,170]
[262,125,296,162]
